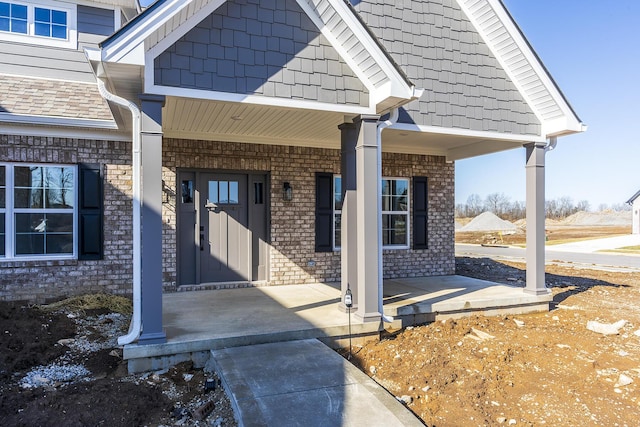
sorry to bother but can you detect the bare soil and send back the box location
[2,228,639,426]
[0,301,236,427]
[456,225,632,246]
[351,257,640,426]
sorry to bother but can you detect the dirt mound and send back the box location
[459,211,519,232]
[351,258,640,426]
[560,210,631,226]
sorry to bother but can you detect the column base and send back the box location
[523,287,551,296]
[354,311,382,323]
[137,331,167,345]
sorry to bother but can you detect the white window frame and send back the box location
[0,163,77,261]
[0,0,77,49]
[333,176,410,251]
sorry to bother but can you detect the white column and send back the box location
[354,115,381,322]
[524,142,550,295]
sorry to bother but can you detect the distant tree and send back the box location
[485,193,510,217]
[576,200,590,212]
[598,203,609,212]
[466,194,484,217]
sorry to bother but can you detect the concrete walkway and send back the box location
[548,234,640,253]
[208,339,423,427]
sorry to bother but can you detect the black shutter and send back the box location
[78,163,103,260]
[413,176,428,249]
[315,172,333,252]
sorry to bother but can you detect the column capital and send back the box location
[353,114,381,125]
[338,122,357,131]
[140,94,165,134]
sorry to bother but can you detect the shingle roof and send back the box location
[0,74,113,121]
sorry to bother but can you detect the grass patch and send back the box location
[40,293,132,315]
[601,245,640,255]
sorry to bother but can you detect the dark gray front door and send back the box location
[200,173,249,282]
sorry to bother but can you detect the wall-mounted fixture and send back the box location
[283,182,293,201]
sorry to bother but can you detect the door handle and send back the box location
[200,233,205,251]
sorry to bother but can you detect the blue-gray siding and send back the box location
[78,5,115,37]
[0,41,95,82]
[354,0,541,135]
[154,0,368,107]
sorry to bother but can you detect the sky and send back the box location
[137,0,639,208]
[456,0,640,209]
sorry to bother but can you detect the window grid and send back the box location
[0,2,27,34]
[1,163,76,259]
[0,1,75,47]
[333,176,410,251]
[34,7,67,39]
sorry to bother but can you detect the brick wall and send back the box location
[162,139,455,288]
[0,134,454,302]
[0,134,133,303]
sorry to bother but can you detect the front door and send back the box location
[200,173,249,282]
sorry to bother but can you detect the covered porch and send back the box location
[123,275,552,372]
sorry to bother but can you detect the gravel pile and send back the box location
[559,210,632,226]
[20,363,91,388]
[459,211,519,232]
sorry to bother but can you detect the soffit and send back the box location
[162,96,529,160]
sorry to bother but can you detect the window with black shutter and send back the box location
[78,163,103,260]
[315,172,333,252]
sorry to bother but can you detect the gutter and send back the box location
[95,78,143,346]
[376,109,399,323]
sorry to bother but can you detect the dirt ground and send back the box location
[455,225,632,246]
[2,234,639,426]
[352,257,640,426]
[0,297,236,427]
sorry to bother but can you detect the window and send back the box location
[1,163,76,259]
[207,180,239,205]
[34,6,67,39]
[0,1,76,48]
[332,176,409,250]
[0,2,27,34]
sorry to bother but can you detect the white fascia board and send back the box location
[392,122,545,143]
[101,0,194,64]
[0,112,118,130]
[0,122,130,141]
[457,0,583,138]
[147,84,375,115]
[542,116,588,138]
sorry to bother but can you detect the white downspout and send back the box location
[96,79,143,345]
[377,109,398,323]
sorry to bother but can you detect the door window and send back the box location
[208,180,239,204]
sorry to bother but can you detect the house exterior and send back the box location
[0,0,584,344]
[627,190,640,234]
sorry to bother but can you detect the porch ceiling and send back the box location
[162,97,532,160]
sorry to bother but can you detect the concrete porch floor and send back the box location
[124,275,551,371]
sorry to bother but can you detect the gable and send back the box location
[152,0,369,107]
[354,0,541,135]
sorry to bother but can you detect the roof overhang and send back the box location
[456,0,586,138]
[97,0,418,115]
